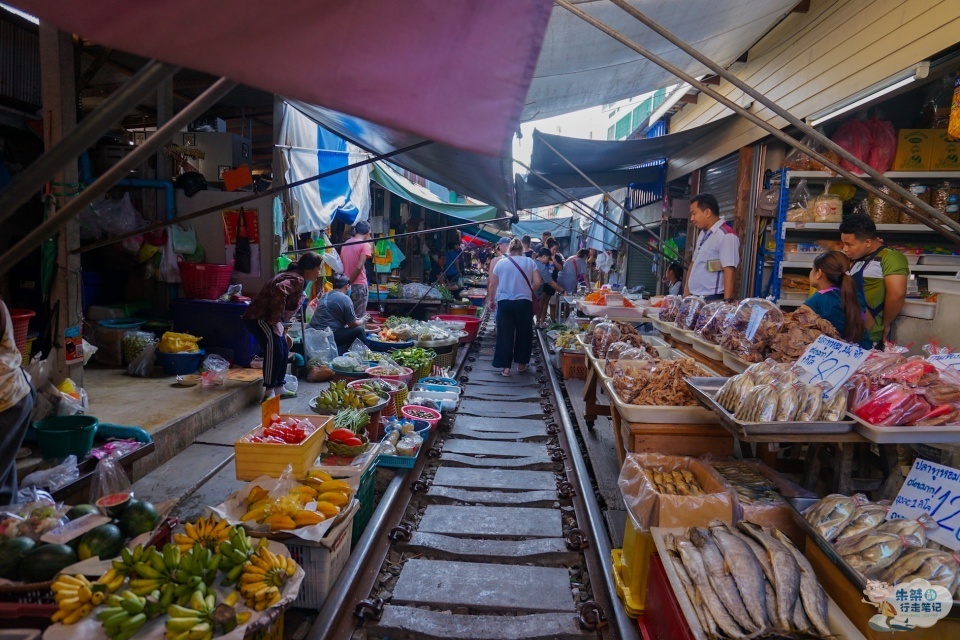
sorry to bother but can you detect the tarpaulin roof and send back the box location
[13,0,553,157]
[523,0,799,121]
[370,163,499,223]
[517,116,734,208]
[288,100,515,211]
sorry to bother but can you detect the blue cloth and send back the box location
[444,250,463,278]
[804,289,872,348]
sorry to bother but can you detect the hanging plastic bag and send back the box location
[201,354,230,386]
[786,179,812,222]
[171,222,198,255]
[54,379,89,416]
[126,341,157,377]
[866,117,897,173]
[89,451,133,506]
[321,250,343,274]
[157,229,182,283]
[831,119,874,172]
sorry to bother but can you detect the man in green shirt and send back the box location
[839,214,909,348]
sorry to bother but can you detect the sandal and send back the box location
[517,364,527,372]
[501,368,511,377]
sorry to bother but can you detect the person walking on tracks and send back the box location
[487,238,542,377]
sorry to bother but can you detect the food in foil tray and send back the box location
[643,467,706,496]
[710,462,783,505]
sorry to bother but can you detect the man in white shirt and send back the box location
[683,193,739,302]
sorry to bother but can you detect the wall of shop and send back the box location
[666,0,960,180]
[175,191,277,296]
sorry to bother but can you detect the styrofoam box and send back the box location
[284,500,358,609]
[925,276,960,296]
[783,251,817,264]
[902,299,937,320]
[919,254,960,265]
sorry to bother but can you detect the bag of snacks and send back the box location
[675,295,706,330]
[695,302,737,344]
[591,320,622,358]
[658,295,682,323]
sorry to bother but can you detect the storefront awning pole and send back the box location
[557,0,960,246]
[516,158,669,266]
[0,60,179,228]
[536,135,674,258]
[0,77,239,277]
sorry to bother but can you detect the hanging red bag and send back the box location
[866,117,897,173]
[831,119,874,172]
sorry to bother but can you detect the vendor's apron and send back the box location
[848,247,885,344]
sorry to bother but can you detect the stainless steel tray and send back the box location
[785,498,960,619]
[685,377,854,436]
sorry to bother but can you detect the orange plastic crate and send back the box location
[234,414,330,481]
[560,350,586,379]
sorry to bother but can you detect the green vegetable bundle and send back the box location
[390,347,436,369]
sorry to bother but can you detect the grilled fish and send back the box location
[738,522,801,633]
[676,539,749,639]
[773,529,830,636]
[690,527,760,633]
[709,521,769,630]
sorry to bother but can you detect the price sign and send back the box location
[928,353,960,376]
[794,334,871,399]
[888,458,960,551]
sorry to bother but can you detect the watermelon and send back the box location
[77,524,124,561]
[66,504,99,520]
[0,536,36,580]
[20,544,77,583]
[119,500,159,537]
[95,493,131,517]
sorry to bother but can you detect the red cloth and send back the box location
[340,241,373,286]
[15,0,553,157]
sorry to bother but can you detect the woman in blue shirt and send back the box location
[801,251,871,348]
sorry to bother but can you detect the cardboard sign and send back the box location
[794,334,871,399]
[888,458,960,551]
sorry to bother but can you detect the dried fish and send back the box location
[690,527,760,633]
[835,501,889,542]
[879,548,960,593]
[711,461,783,505]
[819,391,848,422]
[796,383,824,421]
[736,384,777,423]
[676,539,750,638]
[775,383,800,421]
[803,494,858,541]
[643,465,706,495]
[875,514,937,546]
[835,530,922,574]
[717,373,754,411]
[670,553,718,637]
[709,521,770,630]
[738,522,801,634]
[773,529,830,636]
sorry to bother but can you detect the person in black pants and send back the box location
[243,252,322,399]
[309,274,369,354]
[487,238,543,376]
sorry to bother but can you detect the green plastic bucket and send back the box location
[32,415,98,460]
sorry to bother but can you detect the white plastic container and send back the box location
[850,413,960,444]
[602,378,718,424]
[918,254,960,265]
[721,351,749,374]
[690,335,723,361]
[901,298,937,320]
[407,390,459,412]
[925,275,960,295]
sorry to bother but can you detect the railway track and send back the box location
[310,315,637,640]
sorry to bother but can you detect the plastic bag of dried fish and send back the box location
[643,466,706,496]
[775,383,800,421]
[745,359,775,377]
[835,500,889,542]
[879,548,960,593]
[835,530,923,574]
[804,494,859,541]
[716,373,755,412]
[819,390,848,421]
[796,382,825,421]
[875,513,938,546]
[735,383,778,423]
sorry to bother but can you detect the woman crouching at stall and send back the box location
[243,252,323,399]
[487,238,542,377]
[800,250,872,349]
[308,273,369,355]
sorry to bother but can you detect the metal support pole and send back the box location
[556,0,960,246]
[606,0,960,236]
[0,77,239,276]
[0,60,179,225]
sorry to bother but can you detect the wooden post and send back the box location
[39,24,81,384]
[732,146,755,296]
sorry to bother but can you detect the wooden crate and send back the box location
[618,418,733,459]
[560,350,587,379]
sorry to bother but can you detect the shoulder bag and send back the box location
[506,257,540,315]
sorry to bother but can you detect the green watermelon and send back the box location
[66,504,99,520]
[77,524,124,561]
[0,537,36,580]
[20,544,77,583]
[118,500,159,537]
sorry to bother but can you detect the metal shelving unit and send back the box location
[758,168,960,301]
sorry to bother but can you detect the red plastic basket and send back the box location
[178,263,234,299]
[9,309,35,354]
[430,314,480,343]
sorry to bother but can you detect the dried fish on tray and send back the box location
[710,461,783,505]
[644,466,706,496]
[653,521,853,639]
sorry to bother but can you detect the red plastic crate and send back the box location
[642,553,695,640]
[178,262,234,299]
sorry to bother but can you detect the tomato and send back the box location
[327,428,357,443]
[343,437,363,447]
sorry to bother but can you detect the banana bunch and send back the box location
[95,591,149,640]
[218,526,264,586]
[51,574,99,624]
[128,544,179,596]
[96,567,126,594]
[166,590,251,640]
[313,381,380,411]
[174,543,221,592]
[112,544,146,578]
[240,546,298,611]
[172,516,232,553]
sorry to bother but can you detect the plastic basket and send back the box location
[31,415,98,460]
[433,341,459,370]
[281,501,357,609]
[351,460,378,546]
[20,338,35,366]
[401,405,441,429]
[560,350,587,380]
[365,366,414,386]
[9,309,34,355]
[178,262,234,300]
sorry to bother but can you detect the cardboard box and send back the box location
[892,129,935,171]
[931,130,960,171]
[618,453,734,529]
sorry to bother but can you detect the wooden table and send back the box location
[580,346,611,429]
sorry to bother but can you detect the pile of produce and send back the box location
[239,475,351,530]
[718,299,784,363]
[325,408,371,455]
[847,348,960,427]
[390,347,436,370]
[554,333,581,351]
[374,326,412,343]
[241,415,320,445]
[312,380,383,413]
[643,467,705,496]
[714,359,847,423]
[766,307,840,362]
[612,359,705,406]
[664,521,831,637]
[47,515,300,634]
[803,495,958,594]
[583,291,635,307]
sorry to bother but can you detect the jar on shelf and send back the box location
[899,182,932,224]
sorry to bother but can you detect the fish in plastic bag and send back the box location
[879,548,960,593]
[804,494,859,541]
[835,501,889,542]
[835,530,922,574]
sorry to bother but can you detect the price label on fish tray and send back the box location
[928,353,960,375]
[794,335,870,399]
[889,458,960,551]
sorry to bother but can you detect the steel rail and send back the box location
[537,329,639,640]
[556,0,960,246]
[0,61,179,226]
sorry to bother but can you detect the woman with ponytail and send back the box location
[801,250,871,348]
[243,252,323,399]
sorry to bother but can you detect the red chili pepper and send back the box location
[344,437,363,447]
